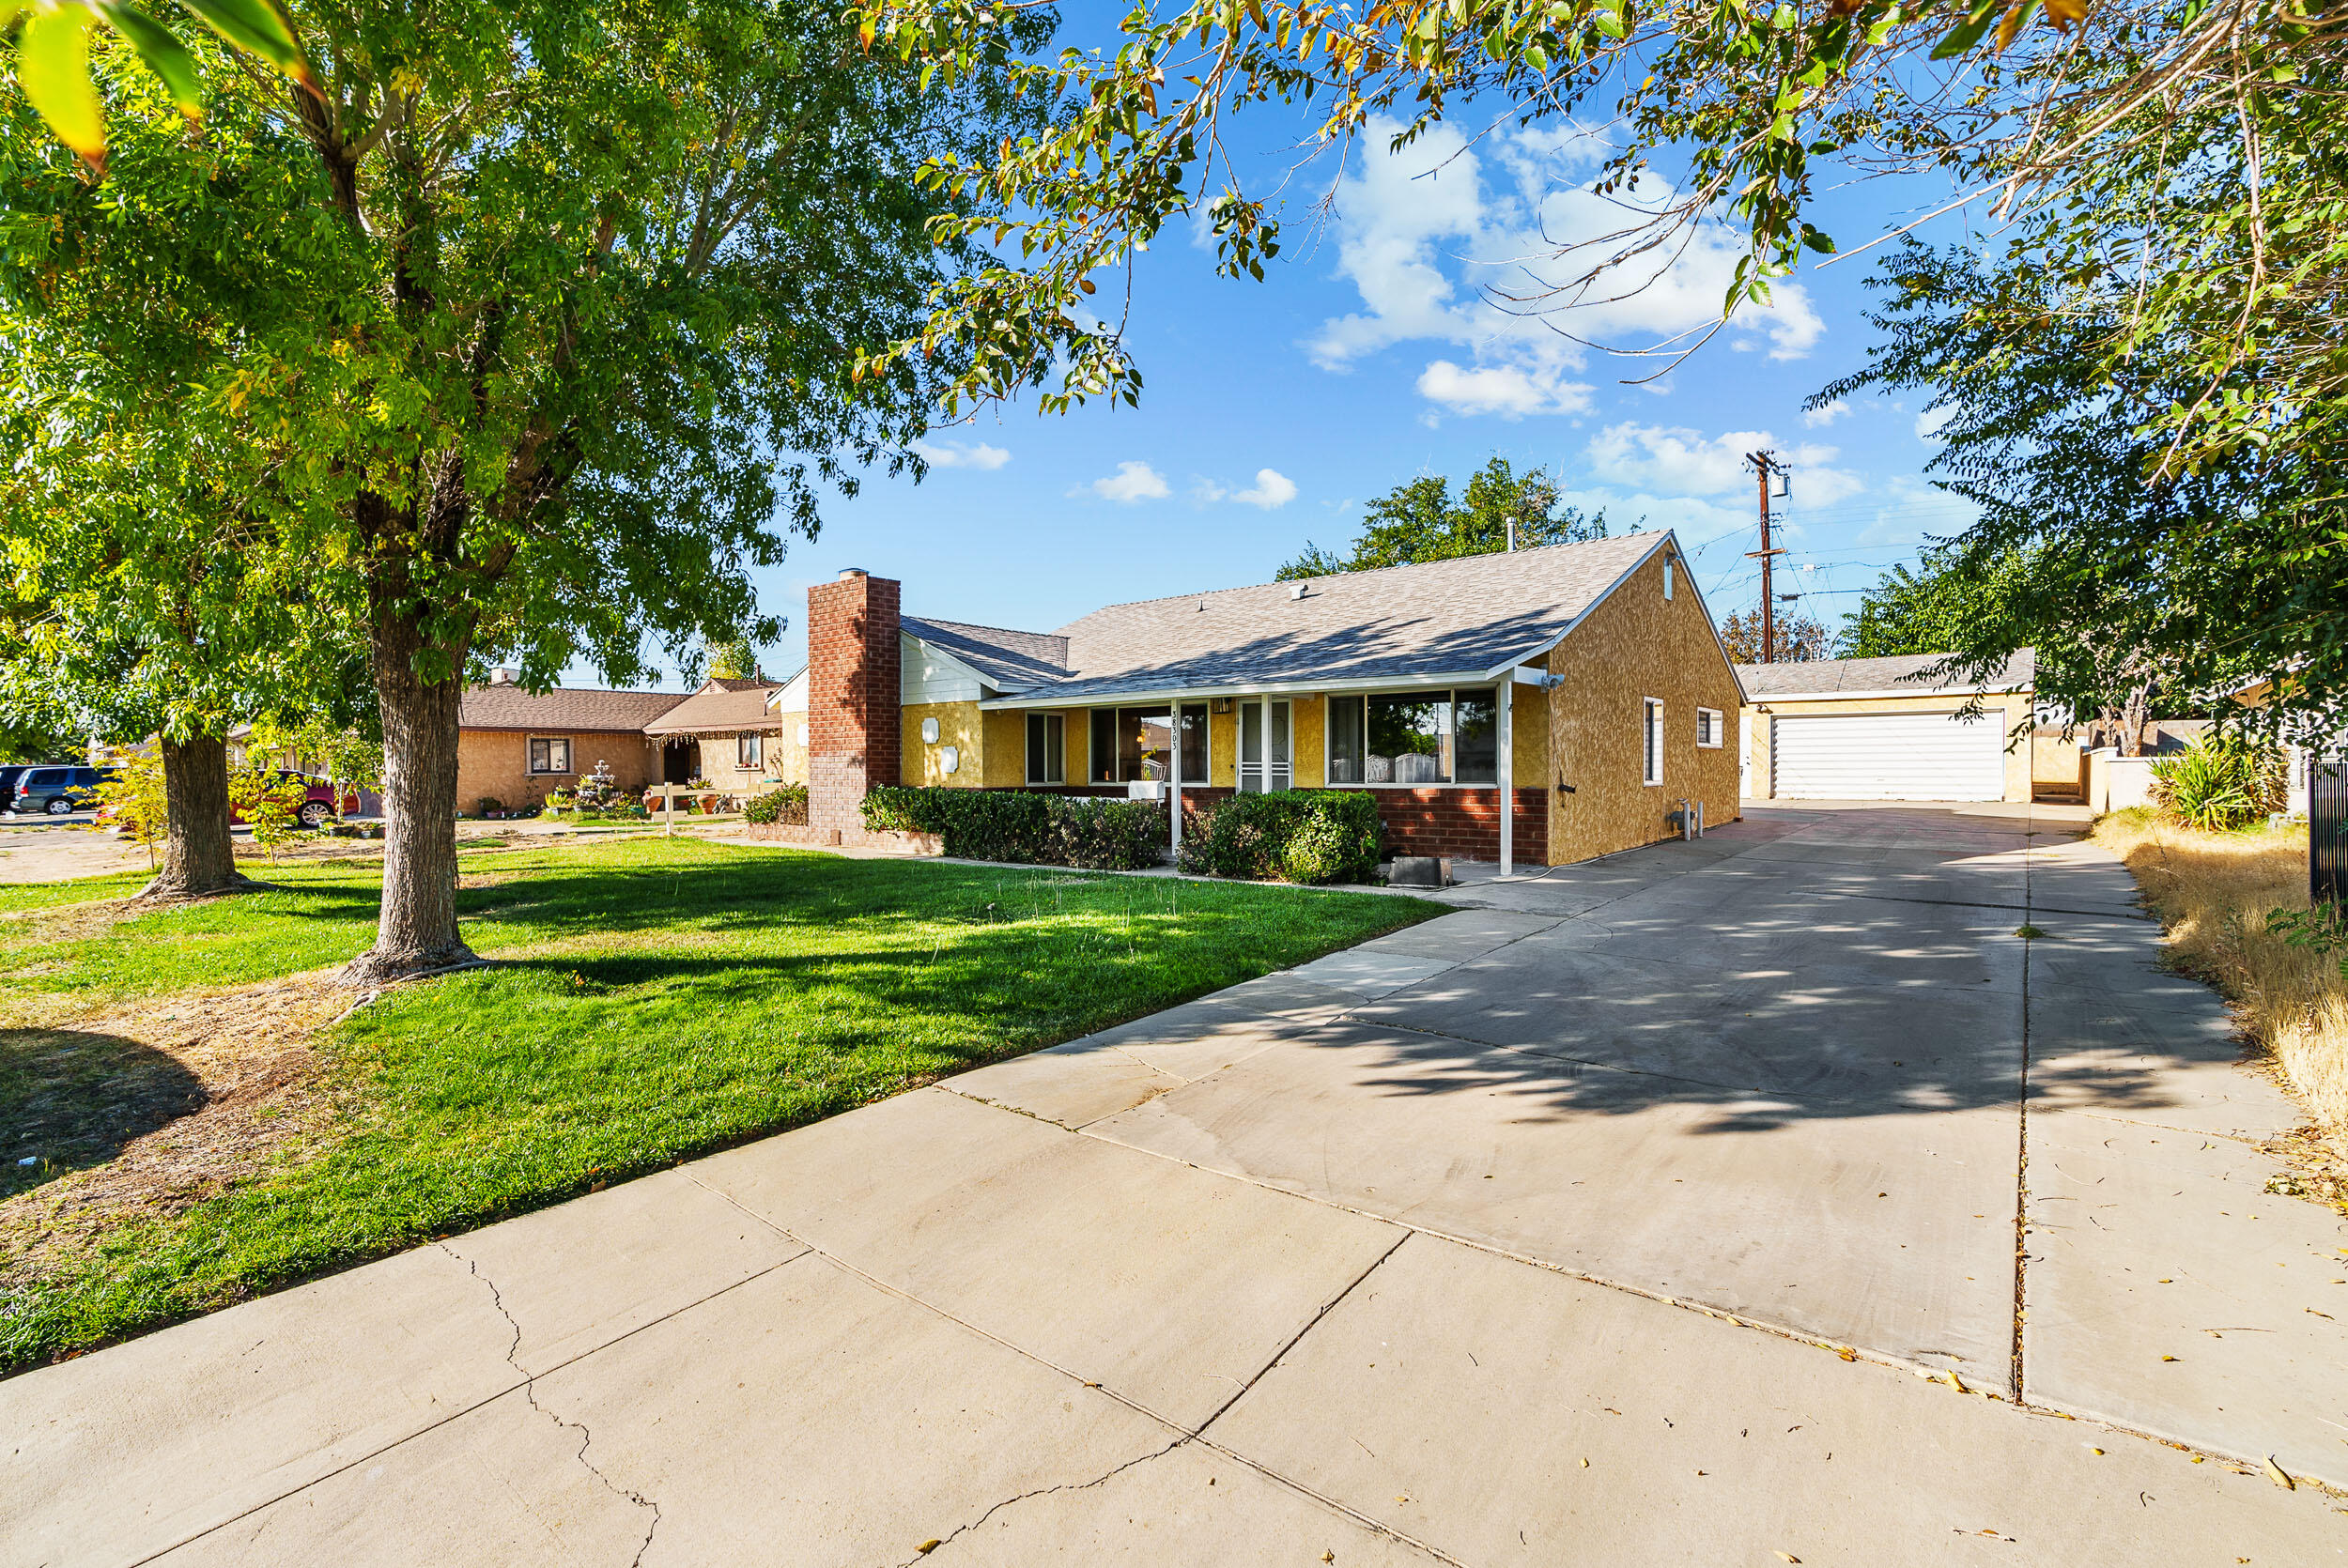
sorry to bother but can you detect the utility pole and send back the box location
[1744,450,1784,661]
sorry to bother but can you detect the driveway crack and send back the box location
[441,1244,663,1566]
[898,1438,1187,1564]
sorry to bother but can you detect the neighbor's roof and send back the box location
[985,531,1671,704]
[458,684,686,731]
[1737,649,2035,699]
[902,616,1070,689]
[643,677,788,735]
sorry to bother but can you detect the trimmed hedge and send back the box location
[861,786,1166,870]
[744,783,811,826]
[1178,790,1383,884]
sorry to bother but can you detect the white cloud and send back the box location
[1584,423,1864,507]
[1192,468,1303,509]
[1308,115,1825,421]
[1803,400,1852,428]
[1415,361,1592,419]
[913,438,1011,470]
[1086,460,1169,503]
[1914,404,1956,442]
[1233,469,1298,509]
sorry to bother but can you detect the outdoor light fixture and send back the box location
[940,746,960,775]
[921,717,941,744]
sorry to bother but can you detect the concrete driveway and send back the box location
[7,804,2346,1565]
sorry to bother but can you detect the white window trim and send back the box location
[1321,688,1507,791]
[528,735,574,776]
[1643,699,1665,786]
[737,732,765,770]
[1663,560,1675,601]
[1696,706,1723,748]
[1026,711,1066,786]
[1084,703,1211,786]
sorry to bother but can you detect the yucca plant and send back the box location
[2150,732,2288,833]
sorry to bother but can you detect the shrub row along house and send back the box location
[449,530,1744,868]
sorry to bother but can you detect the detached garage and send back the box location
[1738,651,2035,804]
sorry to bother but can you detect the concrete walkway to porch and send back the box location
[5,802,2344,1565]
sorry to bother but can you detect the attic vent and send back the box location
[1289,582,1311,600]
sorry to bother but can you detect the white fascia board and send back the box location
[978,669,1496,711]
[1745,684,2033,703]
[1477,530,1679,684]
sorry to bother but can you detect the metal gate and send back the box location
[2316,760,2348,905]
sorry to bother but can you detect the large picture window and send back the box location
[1087,704,1208,784]
[528,736,573,776]
[1326,689,1498,785]
[1027,712,1065,784]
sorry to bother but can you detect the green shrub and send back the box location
[744,783,811,826]
[860,786,1166,869]
[2150,732,2288,832]
[1178,790,1383,884]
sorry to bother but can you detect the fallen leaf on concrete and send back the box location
[1581,1458,1589,1468]
[1949,1370,1970,1394]
[1836,1349,1857,1362]
[1775,1555,1801,1564]
[2161,1355,2179,1361]
[915,1542,942,1556]
[2265,1455,2295,1490]
[2086,1446,2105,1455]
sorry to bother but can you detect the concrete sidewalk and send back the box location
[6,804,2345,1565]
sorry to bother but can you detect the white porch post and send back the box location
[1499,679,1514,876]
[1259,693,1274,793]
[1169,704,1183,862]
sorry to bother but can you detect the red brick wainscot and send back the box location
[1344,787,1550,864]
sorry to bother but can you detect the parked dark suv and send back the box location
[9,765,115,815]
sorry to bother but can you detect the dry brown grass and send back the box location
[0,973,351,1293]
[2093,809,2348,1158]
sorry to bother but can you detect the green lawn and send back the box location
[0,837,1435,1372]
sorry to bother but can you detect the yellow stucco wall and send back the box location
[981,709,1027,788]
[1738,691,2034,803]
[903,699,988,787]
[1535,546,1742,862]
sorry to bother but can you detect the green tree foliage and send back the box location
[94,751,169,866]
[704,636,759,682]
[1277,457,1609,579]
[1837,552,2034,660]
[1,0,1055,975]
[1816,241,2337,733]
[1718,608,1830,666]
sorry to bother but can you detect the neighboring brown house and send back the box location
[456,673,685,813]
[641,674,803,792]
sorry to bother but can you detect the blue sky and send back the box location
[638,74,1981,688]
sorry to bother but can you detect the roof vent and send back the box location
[1289,582,1311,600]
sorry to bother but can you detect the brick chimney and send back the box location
[807,568,901,838]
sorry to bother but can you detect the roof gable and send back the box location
[644,677,791,734]
[901,616,1069,690]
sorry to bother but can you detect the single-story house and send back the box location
[455,674,686,813]
[641,673,804,792]
[1737,651,2036,804]
[804,530,1746,869]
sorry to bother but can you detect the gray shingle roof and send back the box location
[989,531,1669,703]
[643,677,790,735]
[902,617,1069,689]
[458,684,686,731]
[1737,648,2035,699]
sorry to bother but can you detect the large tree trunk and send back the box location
[142,733,257,900]
[342,594,477,984]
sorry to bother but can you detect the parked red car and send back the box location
[236,772,358,830]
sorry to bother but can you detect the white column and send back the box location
[1169,704,1183,861]
[1498,679,1514,876]
[1259,695,1274,794]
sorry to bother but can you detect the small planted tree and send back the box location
[94,753,171,869]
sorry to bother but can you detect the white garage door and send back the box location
[1772,711,2004,801]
